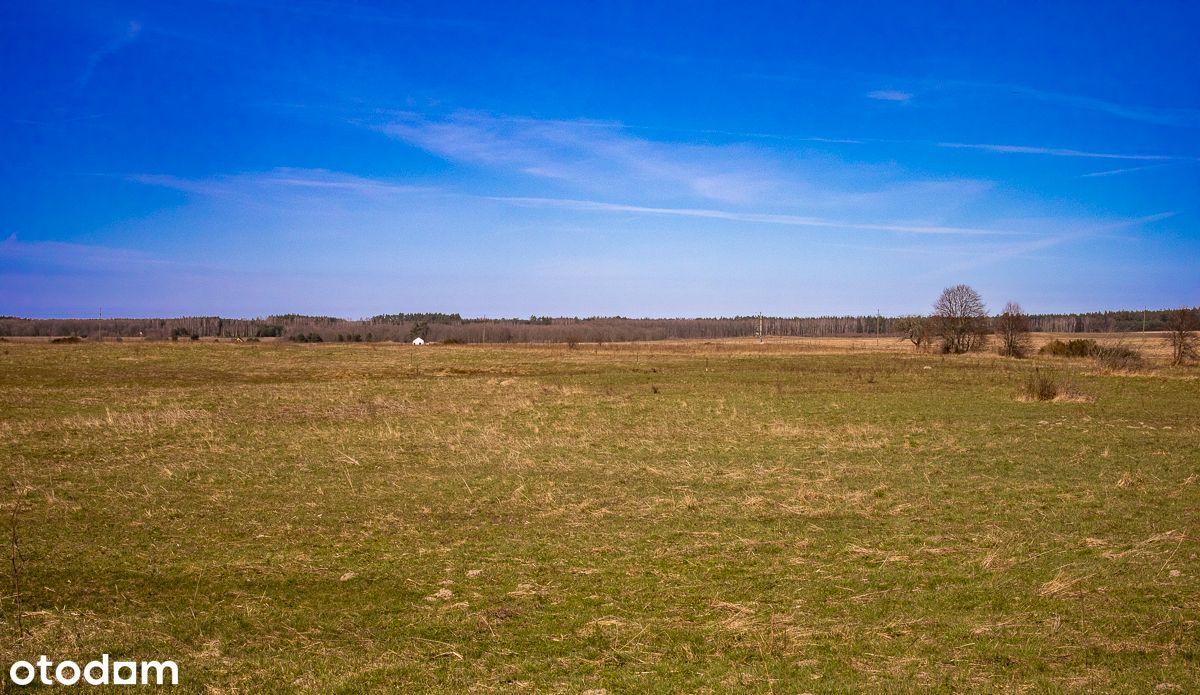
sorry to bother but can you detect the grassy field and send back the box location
[1,338,1198,692]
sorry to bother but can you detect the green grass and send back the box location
[1,341,1197,692]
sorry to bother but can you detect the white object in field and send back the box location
[412,337,425,345]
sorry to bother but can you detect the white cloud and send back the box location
[998,82,1200,129]
[866,89,913,102]
[938,142,1183,161]
[377,111,994,219]
[380,111,783,204]
[1080,164,1171,178]
[132,168,436,198]
[490,196,1021,236]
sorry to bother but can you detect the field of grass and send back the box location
[2,338,1198,692]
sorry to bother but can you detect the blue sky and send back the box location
[2,1,1198,318]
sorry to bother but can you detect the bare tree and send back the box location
[995,301,1032,357]
[1165,308,1198,365]
[894,315,932,351]
[932,284,989,354]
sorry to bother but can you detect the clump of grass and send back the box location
[1016,370,1094,402]
[50,336,83,344]
[1018,370,1060,401]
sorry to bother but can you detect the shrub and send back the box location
[1039,339,1098,357]
[1039,339,1144,371]
[51,336,83,344]
[1093,344,1145,372]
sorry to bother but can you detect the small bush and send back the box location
[1093,345,1145,372]
[1040,339,1144,371]
[997,343,1029,358]
[442,338,465,345]
[51,336,83,344]
[1039,339,1098,357]
[290,332,324,343]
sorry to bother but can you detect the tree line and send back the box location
[0,304,1195,345]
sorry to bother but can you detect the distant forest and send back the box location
[0,309,1192,344]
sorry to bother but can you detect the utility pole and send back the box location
[1142,309,1147,333]
[758,314,764,344]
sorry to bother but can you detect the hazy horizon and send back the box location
[3,2,1198,318]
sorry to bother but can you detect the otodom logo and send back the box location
[7,655,178,686]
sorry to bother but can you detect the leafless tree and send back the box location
[995,301,1032,357]
[932,284,989,354]
[894,315,932,351]
[1165,308,1198,365]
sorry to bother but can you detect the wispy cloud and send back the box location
[927,212,1176,276]
[380,111,787,205]
[80,20,142,86]
[131,168,436,197]
[937,142,1186,161]
[901,76,1200,128]
[797,136,865,144]
[999,83,1200,129]
[755,63,1200,129]
[376,110,996,220]
[1080,163,1172,178]
[490,196,1024,236]
[1,232,162,270]
[866,90,913,103]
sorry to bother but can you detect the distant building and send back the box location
[412,337,425,345]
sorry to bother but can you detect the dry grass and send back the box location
[1015,370,1096,402]
[0,339,1197,692]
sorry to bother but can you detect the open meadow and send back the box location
[1,337,1198,692]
